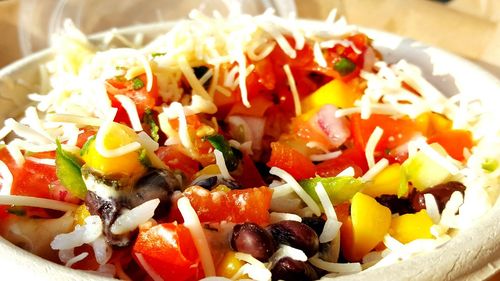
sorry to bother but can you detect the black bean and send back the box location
[192,176,242,190]
[271,257,318,281]
[411,181,466,212]
[267,220,319,258]
[122,169,180,219]
[85,191,132,247]
[301,217,326,237]
[193,176,218,189]
[231,223,276,261]
[375,194,414,215]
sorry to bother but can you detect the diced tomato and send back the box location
[106,73,159,123]
[232,154,266,189]
[10,152,57,199]
[351,114,423,154]
[167,115,215,166]
[133,223,202,281]
[227,95,274,117]
[267,142,316,180]
[334,202,351,226]
[183,186,272,224]
[76,128,97,148]
[315,147,367,177]
[156,145,200,181]
[428,129,473,161]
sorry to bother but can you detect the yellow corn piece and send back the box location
[195,164,221,178]
[82,122,145,177]
[74,204,90,226]
[389,210,434,244]
[362,163,403,197]
[346,192,391,261]
[216,251,245,279]
[415,112,452,136]
[301,79,363,112]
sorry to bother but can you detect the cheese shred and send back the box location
[177,197,215,277]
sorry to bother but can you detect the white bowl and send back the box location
[0,21,499,281]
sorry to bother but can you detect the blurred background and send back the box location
[0,0,499,77]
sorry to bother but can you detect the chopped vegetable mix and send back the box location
[0,11,494,281]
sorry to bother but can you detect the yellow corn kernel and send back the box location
[74,204,90,226]
[82,122,145,177]
[213,185,231,193]
[216,251,245,278]
[301,79,363,112]
[362,163,403,197]
[389,210,434,244]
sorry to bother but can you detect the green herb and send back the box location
[143,109,159,142]
[132,77,145,90]
[151,52,166,58]
[80,135,96,156]
[334,57,356,76]
[299,176,363,206]
[55,140,87,199]
[482,159,498,172]
[205,134,241,172]
[139,148,152,168]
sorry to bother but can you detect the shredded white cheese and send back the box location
[135,253,165,281]
[269,212,302,223]
[114,95,143,132]
[310,150,342,162]
[365,126,384,168]
[361,158,389,182]
[24,157,56,166]
[423,193,441,224]
[169,102,193,150]
[315,182,341,243]
[94,109,142,158]
[4,118,53,145]
[413,139,460,175]
[0,161,13,195]
[0,195,78,211]
[6,143,25,166]
[214,149,233,180]
[65,252,89,268]
[177,197,215,277]
[309,256,362,273]
[283,64,301,116]
[336,166,356,177]
[234,252,272,281]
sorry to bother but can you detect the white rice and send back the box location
[110,198,160,235]
[50,216,103,250]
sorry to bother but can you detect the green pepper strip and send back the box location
[206,134,241,172]
[55,140,87,200]
[299,176,363,206]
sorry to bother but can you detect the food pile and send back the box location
[0,10,498,281]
